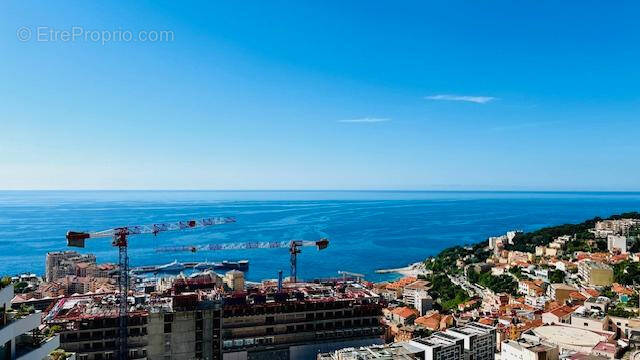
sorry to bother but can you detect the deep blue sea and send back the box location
[0,191,639,282]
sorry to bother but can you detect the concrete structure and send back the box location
[45,295,149,360]
[224,270,245,293]
[577,262,613,287]
[583,297,610,313]
[45,252,97,282]
[547,284,578,304]
[409,332,464,360]
[317,342,424,360]
[221,282,385,360]
[526,325,613,354]
[542,306,575,325]
[445,323,496,360]
[607,316,640,339]
[147,293,223,360]
[607,235,627,253]
[501,339,559,360]
[0,284,60,360]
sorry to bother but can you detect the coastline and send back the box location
[376,261,430,278]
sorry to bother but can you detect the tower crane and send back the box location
[156,238,329,283]
[65,216,236,360]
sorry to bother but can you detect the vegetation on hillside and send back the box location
[613,261,640,286]
[506,212,640,253]
[428,273,469,312]
[425,242,490,274]
[467,270,517,295]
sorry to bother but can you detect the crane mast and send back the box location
[66,216,235,360]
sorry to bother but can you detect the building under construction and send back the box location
[43,278,384,360]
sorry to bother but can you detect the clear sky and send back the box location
[1,1,639,190]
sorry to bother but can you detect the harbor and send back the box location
[131,259,249,274]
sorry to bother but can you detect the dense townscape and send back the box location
[2,212,640,360]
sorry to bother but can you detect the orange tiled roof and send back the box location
[415,313,441,330]
[548,305,576,318]
[569,291,587,301]
[612,283,635,296]
[386,277,418,290]
[391,306,418,319]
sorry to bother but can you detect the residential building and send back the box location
[577,262,613,287]
[409,332,465,360]
[583,297,610,313]
[542,305,575,325]
[317,342,424,360]
[45,252,97,282]
[501,339,559,360]
[0,284,60,359]
[445,322,496,360]
[606,235,627,254]
[547,284,577,304]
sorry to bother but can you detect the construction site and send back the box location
[21,216,382,360]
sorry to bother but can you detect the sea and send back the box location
[0,191,639,282]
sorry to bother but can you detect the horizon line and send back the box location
[1,189,640,193]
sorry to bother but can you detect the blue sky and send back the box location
[1,1,639,190]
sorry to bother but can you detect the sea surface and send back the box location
[0,191,639,282]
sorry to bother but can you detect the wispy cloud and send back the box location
[490,120,561,132]
[337,117,391,123]
[425,94,496,104]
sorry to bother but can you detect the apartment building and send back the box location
[607,235,627,254]
[409,332,465,360]
[0,284,60,359]
[445,322,496,360]
[317,342,424,359]
[45,252,97,282]
[547,284,577,304]
[501,339,559,360]
[577,261,613,287]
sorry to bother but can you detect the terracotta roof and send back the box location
[583,288,600,297]
[612,283,635,296]
[569,291,587,301]
[547,305,576,318]
[386,277,417,290]
[415,313,441,330]
[391,306,418,319]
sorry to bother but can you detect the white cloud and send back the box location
[337,117,391,123]
[425,94,496,104]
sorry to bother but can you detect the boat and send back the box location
[155,260,185,272]
[194,260,249,271]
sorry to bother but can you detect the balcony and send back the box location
[0,311,42,346]
[15,334,61,360]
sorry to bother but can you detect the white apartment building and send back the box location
[0,284,61,359]
[403,280,432,316]
[409,332,465,360]
[501,339,559,360]
[607,235,627,253]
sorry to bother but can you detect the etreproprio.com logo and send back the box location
[17,26,174,45]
